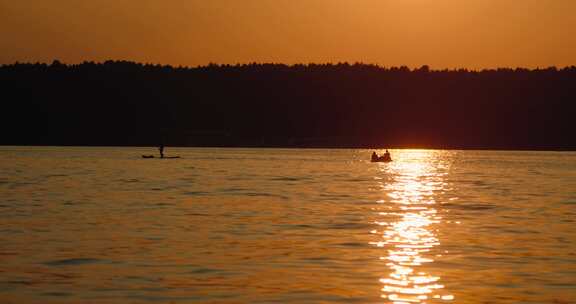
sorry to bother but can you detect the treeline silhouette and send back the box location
[1,60,575,150]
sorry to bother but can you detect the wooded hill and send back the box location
[2,61,575,150]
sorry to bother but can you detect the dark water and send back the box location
[0,147,575,303]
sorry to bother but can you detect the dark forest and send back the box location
[1,60,575,150]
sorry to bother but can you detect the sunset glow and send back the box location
[2,0,575,68]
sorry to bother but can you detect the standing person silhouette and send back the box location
[159,144,165,159]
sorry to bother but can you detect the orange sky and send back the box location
[1,0,575,69]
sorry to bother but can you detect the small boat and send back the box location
[372,157,392,163]
[371,151,392,162]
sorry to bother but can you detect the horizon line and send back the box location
[3,59,576,73]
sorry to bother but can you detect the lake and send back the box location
[0,147,575,303]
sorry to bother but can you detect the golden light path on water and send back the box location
[371,150,454,304]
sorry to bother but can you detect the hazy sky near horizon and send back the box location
[1,0,575,69]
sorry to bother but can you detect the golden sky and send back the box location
[1,0,575,68]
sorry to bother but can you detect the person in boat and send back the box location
[159,144,165,159]
[383,149,391,161]
[371,151,379,162]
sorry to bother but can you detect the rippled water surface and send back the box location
[1,147,575,303]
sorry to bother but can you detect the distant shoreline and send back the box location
[2,61,575,151]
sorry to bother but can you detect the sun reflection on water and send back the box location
[371,150,454,303]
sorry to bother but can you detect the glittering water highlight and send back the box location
[371,151,454,303]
